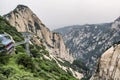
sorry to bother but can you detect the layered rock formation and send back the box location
[4,5,73,62]
[90,43,120,80]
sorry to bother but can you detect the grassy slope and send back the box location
[0,16,78,80]
[0,53,77,80]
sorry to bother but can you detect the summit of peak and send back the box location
[13,4,31,13]
[115,16,120,21]
[16,4,28,9]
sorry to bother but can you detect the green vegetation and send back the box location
[72,59,89,71]
[0,16,78,80]
[57,59,90,80]
[0,16,24,42]
[57,59,89,73]
[0,52,78,80]
[72,59,91,80]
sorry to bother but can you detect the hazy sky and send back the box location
[0,0,120,30]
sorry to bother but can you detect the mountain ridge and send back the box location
[2,5,85,79]
[4,4,74,62]
[54,16,120,73]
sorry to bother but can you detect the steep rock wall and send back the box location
[91,44,120,80]
[4,5,73,62]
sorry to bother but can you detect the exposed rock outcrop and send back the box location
[4,5,74,62]
[90,43,120,80]
[54,17,120,72]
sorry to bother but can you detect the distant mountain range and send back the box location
[54,16,120,72]
[2,4,120,79]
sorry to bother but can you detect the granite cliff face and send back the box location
[54,17,120,72]
[90,17,120,79]
[90,42,120,80]
[4,5,73,62]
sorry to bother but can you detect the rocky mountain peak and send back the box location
[13,4,33,15]
[111,16,120,29]
[115,16,120,21]
[16,4,28,9]
[4,4,46,32]
[4,5,74,62]
[13,4,35,17]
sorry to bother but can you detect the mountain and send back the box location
[4,5,73,62]
[54,17,120,72]
[0,16,83,80]
[2,5,85,79]
[90,41,120,80]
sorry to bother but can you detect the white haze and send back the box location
[0,0,120,30]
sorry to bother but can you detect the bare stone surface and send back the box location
[91,44,120,80]
[4,5,74,62]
